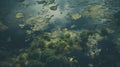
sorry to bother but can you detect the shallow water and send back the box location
[0,0,120,67]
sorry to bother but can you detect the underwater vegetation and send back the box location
[0,0,120,67]
[0,20,8,31]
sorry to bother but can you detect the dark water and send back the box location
[0,0,120,67]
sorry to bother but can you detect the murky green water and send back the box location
[0,0,120,67]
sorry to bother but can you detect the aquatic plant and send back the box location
[0,20,8,31]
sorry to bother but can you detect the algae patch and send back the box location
[0,20,8,31]
[16,12,24,19]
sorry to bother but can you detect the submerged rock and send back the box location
[36,1,47,4]
[37,0,55,4]
[50,5,57,11]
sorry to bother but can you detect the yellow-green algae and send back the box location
[0,20,8,31]
[16,12,24,19]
